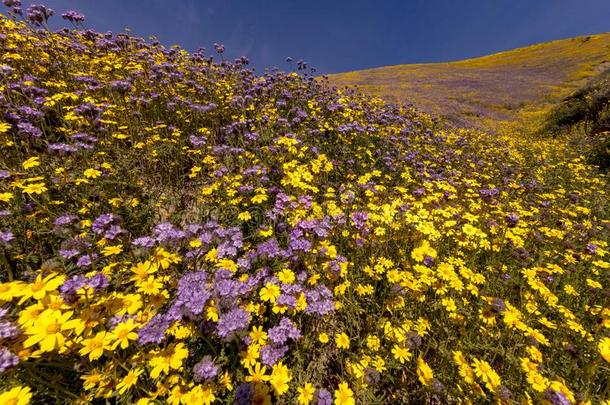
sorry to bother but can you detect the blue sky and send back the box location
[36,0,610,74]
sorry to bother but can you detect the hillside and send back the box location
[0,5,610,405]
[545,67,610,170]
[329,33,610,130]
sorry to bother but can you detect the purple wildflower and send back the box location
[544,389,571,405]
[193,355,218,382]
[132,236,155,248]
[585,243,598,255]
[288,228,312,252]
[304,285,335,316]
[256,238,284,259]
[91,213,118,235]
[53,214,78,227]
[47,143,78,155]
[316,388,332,405]
[0,231,14,244]
[76,253,98,268]
[0,320,19,340]
[26,4,53,26]
[505,213,519,227]
[153,222,185,245]
[260,344,288,367]
[491,297,506,313]
[0,348,19,373]
[104,225,125,240]
[351,211,368,230]
[277,293,296,308]
[59,274,87,303]
[216,308,250,339]
[87,273,109,292]
[234,383,254,405]
[59,248,80,259]
[61,10,85,23]
[267,317,301,345]
[138,314,170,345]
[171,271,211,317]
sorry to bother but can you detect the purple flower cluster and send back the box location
[584,243,598,255]
[256,238,287,259]
[479,187,500,200]
[267,317,301,345]
[61,10,85,23]
[71,133,98,149]
[132,236,155,249]
[154,222,186,245]
[505,213,520,227]
[260,344,289,367]
[88,218,120,246]
[0,230,14,245]
[138,314,171,345]
[91,213,124,238]
[26,4,53,26]
[193,355,218,382]
[216,308,250,340]
[0,347,19,373]
[76,253,99,268]
[304,285,335,316]
[132,221,244,257]
[59,272,109,303]
[16,121,42,138]
[288,217,333,253]
[58,236,91,260]
[351,211,368,230]
[53,214,80,237]
[168,271,211,318]
[2,0,22,15]
[47,143,78,155]
[234,383,254,405]
[316,388,333,405]
[544,389,571,405]
[0,308,19,341]
[0,308,19,374]
[47,133,97,156]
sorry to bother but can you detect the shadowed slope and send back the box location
[329,33,610,130]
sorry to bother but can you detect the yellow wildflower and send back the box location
[0,386,32,405]
[334,382,355,405]
[335,332,350,349]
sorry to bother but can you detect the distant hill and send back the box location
[329,33,610,131]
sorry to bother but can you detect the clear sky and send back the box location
[36,0,610,74]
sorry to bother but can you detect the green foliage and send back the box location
[545,68,610,170]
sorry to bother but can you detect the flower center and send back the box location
[46,322,60,334]
[31,281,45,292]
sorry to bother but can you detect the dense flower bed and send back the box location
[0,4,609,404]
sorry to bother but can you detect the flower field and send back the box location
[0,4,610,404]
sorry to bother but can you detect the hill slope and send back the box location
[329,33,610,130]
